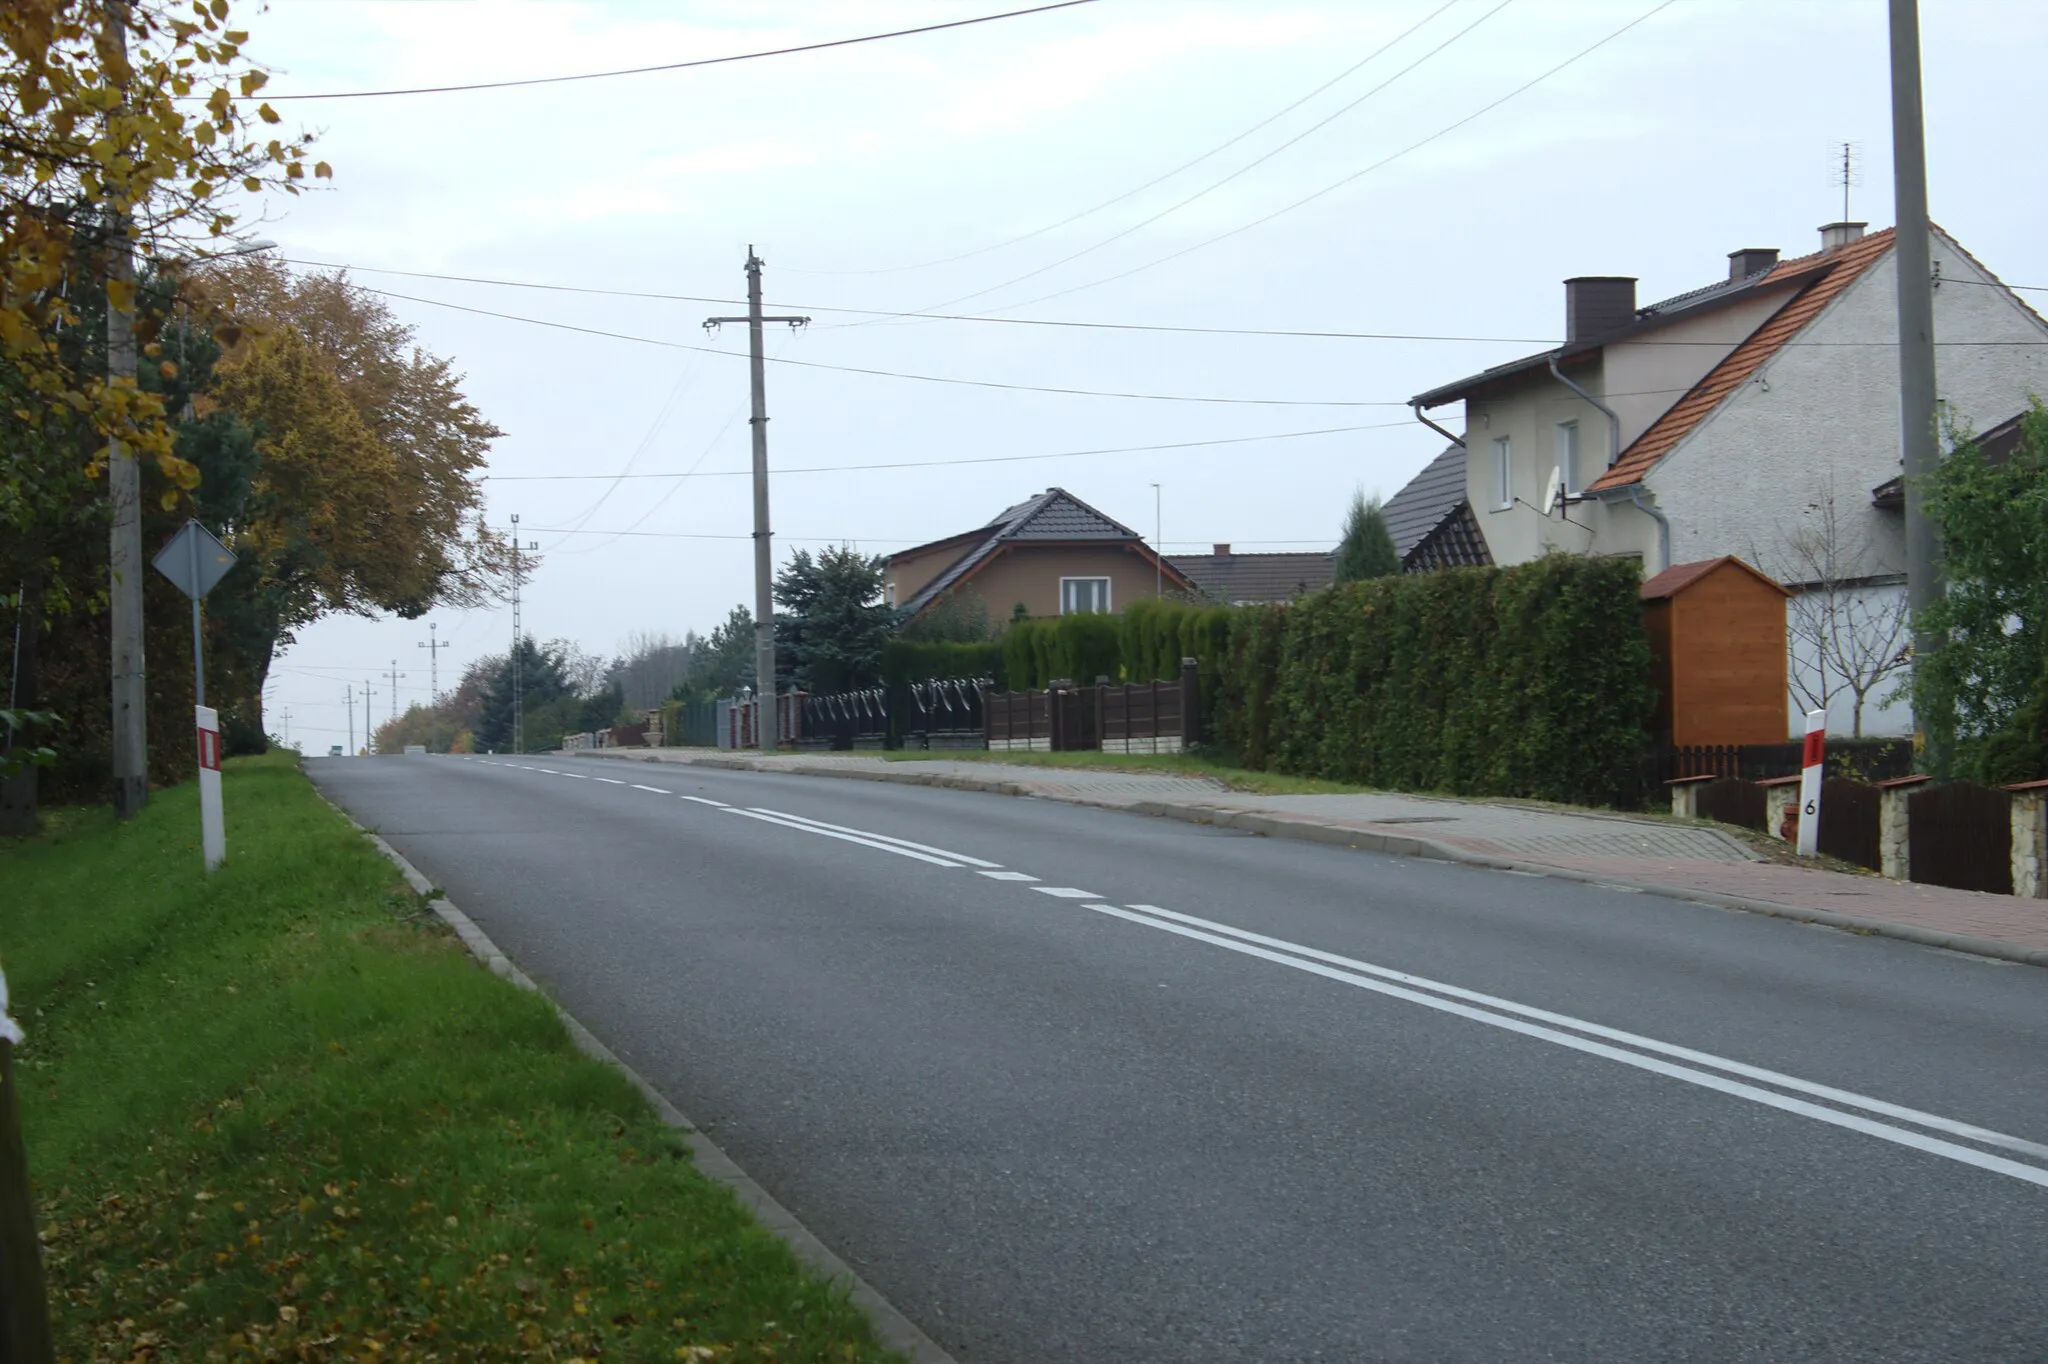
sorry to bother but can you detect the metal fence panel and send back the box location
[1696,777,1767,831]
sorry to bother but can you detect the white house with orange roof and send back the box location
[1402,221,2048,738]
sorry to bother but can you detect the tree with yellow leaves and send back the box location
[1,0,328,487]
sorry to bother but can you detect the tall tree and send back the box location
[1334,490,1400,582]
[774,547,889,693]
[1,0,326,491]
[1917,403,2048,779]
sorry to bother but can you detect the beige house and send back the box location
[888,488,1193,624]
[1399,220,2048,736]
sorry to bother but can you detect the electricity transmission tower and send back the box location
[417,622,448,701]
[509,516,538,754]
[704,250,808,754]
[387,661,405,723]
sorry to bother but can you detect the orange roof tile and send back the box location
[1587,228,1896,492]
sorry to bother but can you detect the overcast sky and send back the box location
[244,0,2048,749]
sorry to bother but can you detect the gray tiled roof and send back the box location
[1382,445,1468,561]
[1169,551,1334,604]
[898,488,1143,616]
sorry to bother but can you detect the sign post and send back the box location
[152,520,237,871]
[1796,708,1826,857]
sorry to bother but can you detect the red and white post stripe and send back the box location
[1796,708,1826,857]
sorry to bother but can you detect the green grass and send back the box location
[879,747,1375,796]
[0,753,894,1362]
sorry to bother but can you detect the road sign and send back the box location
[151,519,236,601]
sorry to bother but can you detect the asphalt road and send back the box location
[307,753,2048,1363]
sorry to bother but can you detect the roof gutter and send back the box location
[1409,401,1464,449]
[1623,485,1671,576]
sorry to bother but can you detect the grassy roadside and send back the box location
[878,747,1375,796]
[1,753,895,1361]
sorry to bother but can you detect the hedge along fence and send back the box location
[880,638,1005,745]
[1001,614,1123,691]
[1214,557,1655,807]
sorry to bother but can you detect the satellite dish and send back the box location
[1541,466,1565,517]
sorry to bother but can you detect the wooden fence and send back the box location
[1816,776,1882,872]
[1908,781,2014,895]
[1100,671,1195,754]
[1649,738,1914,786]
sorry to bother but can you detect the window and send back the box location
[885,580,897,608]
[1060,577,1111,614]
[1556,421,1580,496]
[1491,436,1512,509]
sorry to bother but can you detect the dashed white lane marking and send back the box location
[631,784,672,794]
[1030,886,1100,899]
[680,795,730,807]
[560,773,590,780]
[978,870,1040,882]
[722,808,962,867]
[1091,903,2048,1190]
[534,768,558,774]
[593,777,626,785]
[747,808,1002,868]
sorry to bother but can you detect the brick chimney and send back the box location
[1212,543,1232,557]
[1727,247,1779,281]
[1564,277,1637,342]
[1819,221,1866,252]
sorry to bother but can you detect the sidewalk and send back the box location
[572,747,2048,966]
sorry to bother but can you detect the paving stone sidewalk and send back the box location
[576,748,2048,963]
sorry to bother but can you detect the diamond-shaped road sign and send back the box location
[152,519,237,601]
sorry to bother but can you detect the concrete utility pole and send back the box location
[346,685,354,755]
[361,681,376,755]
[417,622,447,702]
[1888,0,1950,772]
[104,0,146,819]
[508,516,536,754]
[705,250,808,754]
[1152,482,1163,599]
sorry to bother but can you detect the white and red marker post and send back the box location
[1796,708,1826,857]
[196,704,225,871]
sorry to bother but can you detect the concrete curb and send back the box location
[320,793,956,1364]
[569,748,2048,971]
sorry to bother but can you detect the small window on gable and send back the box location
[1491,436,1512,510]
[1060,577,1111,615]
[1556,421,1580,496]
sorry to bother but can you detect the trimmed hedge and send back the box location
[1001,615,1122,689]
[1214,557,1654,807]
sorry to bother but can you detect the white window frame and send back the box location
[1059,576,1112,615]
[1556,420,1580,496]
[1491,436,1512,510]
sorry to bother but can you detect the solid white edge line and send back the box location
[746,808,1004,868]
[1089,904,2048,1190]
[680,795,730,807]
[631,784,673,794]
[1122,903,2048,1164]
[722,808,963,867]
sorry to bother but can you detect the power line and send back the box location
[888,0,1517,319]
[483,420,1411,481]
[983,0,1682,314]
[263,0,1101,100]
[350,286,1403,404]
[782,0,1463,279]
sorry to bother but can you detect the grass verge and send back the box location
[0,752,894,1361]
[878,748,1375,796]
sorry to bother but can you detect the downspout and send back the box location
[1547,353,1670,573]
[1409,400,1464,449]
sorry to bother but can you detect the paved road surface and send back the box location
[308,753,2048,1363]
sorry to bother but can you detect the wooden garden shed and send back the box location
[1640,556,1790,747]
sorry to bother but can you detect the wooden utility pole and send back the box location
[705,252,808,753]
[0,974,56,1363]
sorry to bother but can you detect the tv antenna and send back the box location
[1830,141,1863,223]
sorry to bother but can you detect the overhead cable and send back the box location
[262,0,1100,100]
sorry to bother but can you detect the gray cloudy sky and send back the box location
[249,0,2048,749]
